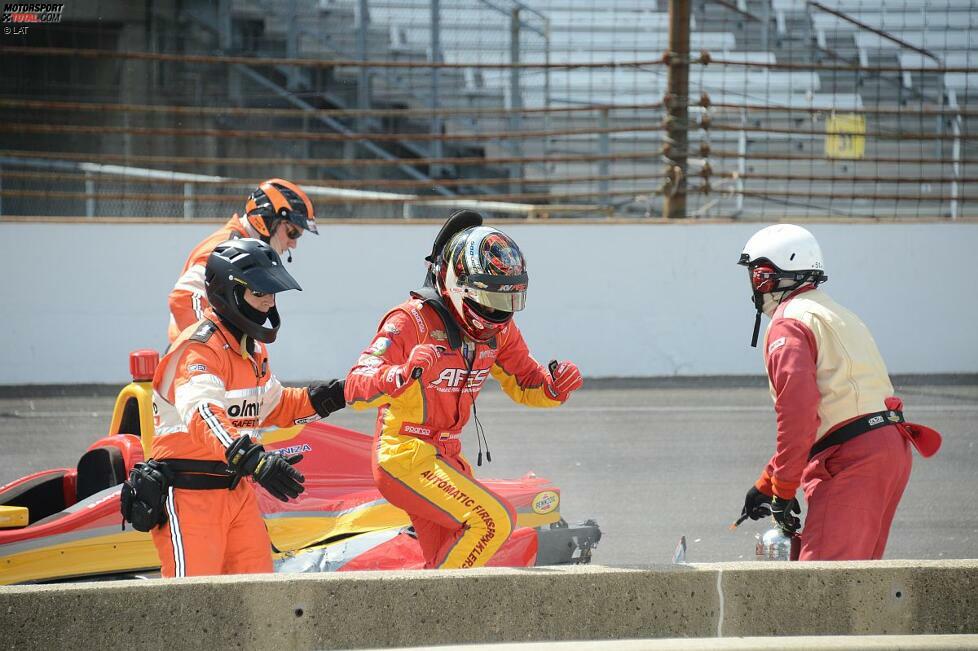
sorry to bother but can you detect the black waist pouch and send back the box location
[120,460,173,532]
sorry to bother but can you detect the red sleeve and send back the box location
[758,318,820,498]
[344,310,419,408]
[490,322,560,407]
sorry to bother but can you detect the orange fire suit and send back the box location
[345,292,565,569]
[151,310,320,577]
[167,215,252,343]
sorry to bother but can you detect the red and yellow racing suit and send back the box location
[167,215,251,343]
[151,310,320,576]
[345,295,563,569]
[756,286,911,560]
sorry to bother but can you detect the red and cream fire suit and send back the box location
[151,310,320,577]
[345,296,564,569]
[755,286,911,560]
[167,215,252,343]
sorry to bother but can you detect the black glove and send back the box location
[253,451,305,502]
[226,435,305,502]
[308,379,346,417]
[226,435,264,475]
[742,486,773,521]
[771,496,801,534]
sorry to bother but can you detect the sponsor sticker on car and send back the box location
[531,490,559,515]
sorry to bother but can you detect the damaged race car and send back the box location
[0,351,600,584]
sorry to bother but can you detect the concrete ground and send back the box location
[1,378,976,565]
[372,636,978,650]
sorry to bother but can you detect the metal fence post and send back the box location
[85,173,96,219]
[430,0,444,179]
[736,109,746,216]
[663,0,691,219]
[951,112,961,220]
[217,0,232,51]
[184,183,195,220]
[599,108,610,204]
[760,0,770,52]
[287,0,299,91]
[543,18,551,184]
[509,7,524,196]
[357,0,371,136]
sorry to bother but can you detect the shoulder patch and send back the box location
[190,320,217,343]
[369,337,392,356]
[768,336,787,354]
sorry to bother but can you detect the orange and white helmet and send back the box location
[244,178,318,240]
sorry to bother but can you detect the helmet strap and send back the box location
[747,269,826,348]
[751,309,762,348]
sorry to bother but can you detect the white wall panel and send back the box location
[2,221,975,383]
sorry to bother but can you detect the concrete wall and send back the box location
[1,562,976,649]
[2,221,977,384]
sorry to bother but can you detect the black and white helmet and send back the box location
[204,238,301,343]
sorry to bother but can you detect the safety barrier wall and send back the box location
[2,220,977,384]
[1,562,976,649]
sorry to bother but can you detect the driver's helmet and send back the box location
[244,178,318,240]
[435,226,528,342]
[204,238,301,343]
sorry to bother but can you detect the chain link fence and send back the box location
[0,0,975,219]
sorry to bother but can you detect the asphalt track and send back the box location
[1,378,976,565]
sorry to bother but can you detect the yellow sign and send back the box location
[825,113,866,160]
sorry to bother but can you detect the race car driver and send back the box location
[150,238,345,577]
[737,224,941,560]
[344,211,584,569]
[167,178,318,343]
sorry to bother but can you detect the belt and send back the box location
[808,409,905,461]
[160,459,235,490]
[397,422,462,442]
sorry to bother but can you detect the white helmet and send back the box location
[738,224,828,347]
[739,224,825,273]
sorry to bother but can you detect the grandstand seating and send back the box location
[1,0,971,219]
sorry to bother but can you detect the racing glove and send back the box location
[544,360,583,403]
[741,485,773,521]
[383,344,444,398]
[308,379,346,417]
[771,495,801,534]
[226,435,305,502]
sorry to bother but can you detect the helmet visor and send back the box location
[461,272,527,312]
[463,286,526,312]
[276,186,318,234]
[238,264,302,294]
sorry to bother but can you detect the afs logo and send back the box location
[430,368,490,389]
[531,490,559,515]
